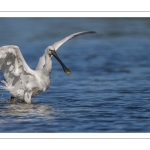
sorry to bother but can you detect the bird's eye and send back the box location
[49,49,53,52]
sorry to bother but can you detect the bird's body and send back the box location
[0,31,96,103]
[0,45,51,103]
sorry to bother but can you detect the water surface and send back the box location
[0,18,150,132]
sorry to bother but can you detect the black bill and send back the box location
[51,50,71,75]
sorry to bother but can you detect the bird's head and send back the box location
[47,46,55,57]
[46,46,71,75]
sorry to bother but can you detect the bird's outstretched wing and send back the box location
[0,45,34,89]
[52,31,96,51]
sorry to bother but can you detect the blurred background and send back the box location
[0,18,150,132]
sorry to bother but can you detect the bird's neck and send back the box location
[36,54,52,76]
[44,54,52,75]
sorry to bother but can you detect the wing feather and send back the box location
[0,45,34,89]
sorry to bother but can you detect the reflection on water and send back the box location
[0,102,55,132]
[0,103,54,117]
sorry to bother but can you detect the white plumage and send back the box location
[0,31,96,103]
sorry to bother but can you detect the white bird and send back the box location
[0,31,96,103]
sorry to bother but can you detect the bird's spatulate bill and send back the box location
[51,50,71,75]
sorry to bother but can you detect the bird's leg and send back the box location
[5,96,17,103]
[10,96,17,103]
[9,96,14,99]
[24,91,32,104]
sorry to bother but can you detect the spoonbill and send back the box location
[0,31,96,103]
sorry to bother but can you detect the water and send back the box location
[0,18,150,132]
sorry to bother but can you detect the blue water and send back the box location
[0,18,150,132]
